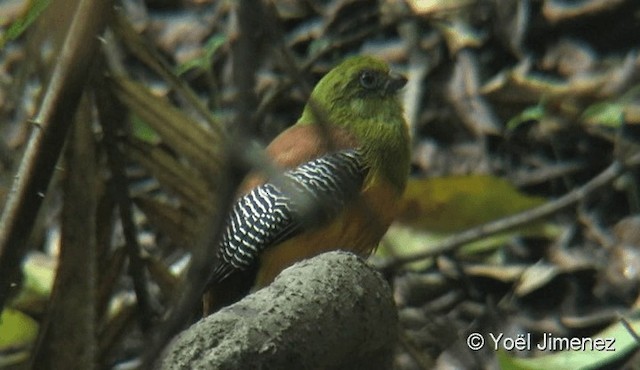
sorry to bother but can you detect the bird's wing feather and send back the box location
[211,149,368,282]
[238,125,360,193]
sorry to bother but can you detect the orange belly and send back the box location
[254,178,400,287]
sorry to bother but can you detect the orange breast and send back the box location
[253,177,400,288]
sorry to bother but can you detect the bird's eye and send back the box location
[359,70,378,90]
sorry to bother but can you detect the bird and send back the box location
[203,55,411,314]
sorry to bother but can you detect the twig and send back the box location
[228,0,264,137]
[379,152,640,272]
[577,206,616,250]
[510,160,586,187]
[30,95,98,369]
[95,74,155,332]
[620,316,640,344]
[0,0,111,312]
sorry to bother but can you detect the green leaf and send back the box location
[22,252,55,297]
[0,309,38,367]
[377,225,441,270]
[507,104,546,130]
[382,177,554,265]
[10,252,55,313]
[176,34,226,75]
[582,102,624,127]
[397,175,547,233]
[130,113,161,144]
[0,0,51,49]
[0,309,38,347]
[581,85,640,127]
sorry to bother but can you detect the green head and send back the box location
[298,55,410,192]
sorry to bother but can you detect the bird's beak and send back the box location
[385,73,408,94]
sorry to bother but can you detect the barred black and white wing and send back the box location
[211,149,368,282]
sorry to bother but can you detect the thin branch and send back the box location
[95,74,155,332]
[0,0,111,312]
[379,152,640,272]
[30,95,98,369]
[228,0,265,136]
